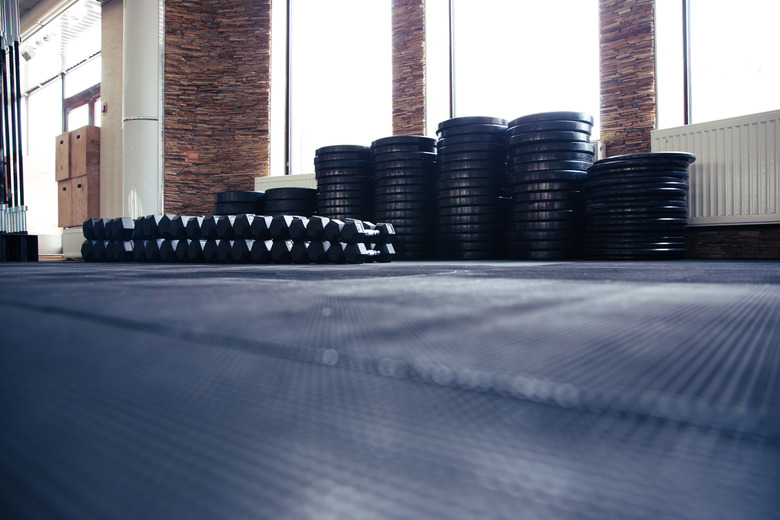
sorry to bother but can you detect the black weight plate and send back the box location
[584,186,689,199]
[315,159,373,171]
[507,238,583,250]
[316,182,374,193]
[507,120,593,135]
[436,244,504,256]
[436,231,506,242]
[437,124,508,138]
[512,191,582,203]
[586,206,688,217]
[509,229,583,241]
[508,151,595,164]
[437,116,508,133]
[439,151,507,164]
[437,204,503,217]
[509,159,593,172]
[375,159,438,171]
[437,142,506,155]
[436,222,504,235]
[435,212,501,224]
[376,188,434,199]
[214,202,264,216]
[508,140,596,155]
[315,166,373,178]
[438,160,507,173]
[585,168,690,180]
[589,151,695,169]
[264,187,317,200]
[509,180,585,193]
[508,130,591,146]
[509,169,588,183]
[437,133,506,147]
[371,135,437,148]
[508,249,581,260]
[586,218,688,229]
[371,143,437,155]
[512,209,585,222]
[508,111,594,127]
[437,195,502,208]
[315,145,370,155]
[583,177,689,191]
[511,220,586,232]
[436,187,502,198]
[372,209,433,221]
[375,179,434,191]
[265,200,318,210]
[373,151,437,164]
[437,168,506,181]
[436,249,503,260]
[512,200,584,213]
[314,152,371,164]
[586,198,687,210]
[214,191,265,203]
[435,178,504,191]
[374,171,436,183]
[317,195,374,206]
[375,201,432,212]
[317,175,373,186]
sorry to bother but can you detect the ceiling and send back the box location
[20,0,45,20]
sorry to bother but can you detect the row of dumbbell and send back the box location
[81,237,395,264]
[82,214,397,245]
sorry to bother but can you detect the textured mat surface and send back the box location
[1,260,779,519]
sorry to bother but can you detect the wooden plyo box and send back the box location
[55,131,70,181]
[69,125,100,177]
[57,179,72,228]
[70,175,100,226]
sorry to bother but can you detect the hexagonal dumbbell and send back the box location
[187,239,207,263]
[305,216,330,241]
[81,240,96,261]
[175,239,191,262]
[161,215,196,240]
[327,242,381,264]
[216,239,235,263]
[216,216,239,240]
[271,239,294,263]
[306,241,331,263]
[291,241,311,263]
[106,240,134,262]
[186,216,206,240]
[232,214,265,239]
[270,215,307,240]
[199,216,220,240]
[106,217,135,241]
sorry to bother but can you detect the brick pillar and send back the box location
[392,0,426,136]
[164,0,272,216]
[599,0,656,156]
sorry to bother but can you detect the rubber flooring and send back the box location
[1,260,779,519]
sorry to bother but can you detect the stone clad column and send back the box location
[392,0,426,136]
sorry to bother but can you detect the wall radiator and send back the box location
[651,109,780,226]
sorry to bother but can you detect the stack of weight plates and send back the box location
[372,135,438,260]
[435,116,509,260]
[214,191,265,216]
[264,187,318,217]
[505,111,595,260]
[583,151,696,260]
[315,145,374,221]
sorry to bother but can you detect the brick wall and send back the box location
[392,0,426,136]
[685,225,780,259]
[599,0,655,156]
[164,0,272,216]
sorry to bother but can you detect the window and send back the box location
[272,0,393,175]
[426,0,600,137]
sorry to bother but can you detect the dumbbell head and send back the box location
[107,240,134,262]
[374,223,396,244]
[216,239,234,263]
[323,219,345,242]
[343,242,376,264]
[186,216,205,240]
[159,239,179,262]
[291,241,311,263]
[203,239,220,263]
[81,240,96,262]
[162,215,191,240]
[216,216,237,239]
[288,217,310,242]
[92,218,110,241]
[232,214,254,238]
[133,239,146,262]
[141,215,166,240]
[374,242,396,263]
[200,216,219,240]
[306,241,331,263]
[250,215,273,240]
[250,239,273,263]
[92,240,109,262]
[270,215,298,239]
[341,220,380,243]
[327,242,346,264]
[82,218,100,241]
[106,217,135,241]
[144,238,165,262]
[306,216,330,241]
[231,239,251,263]
[187,239,207,263]
[175,239,191,262]
[155,215,177,240]
[271,239,294,263]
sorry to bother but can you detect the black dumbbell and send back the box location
[175,239,191,262]
[106,217,135,241]
[306,241,331,263]
[159,239,180,262]
[216,215,238,240]
[216,239,234,263]
[288,217,310,242]
[232,214,256,238]
[200,216,219,240]
[371,242,396,263]
[82,218,101,240]
[251,239,273,263]
[144,238,165,262]
[271,239,294,263]
[106,240,134,262]
[230,238,251,263]
[305,216,330,241]
[250,215,273,240]
[341,219,380,243]
[81,240,96,261]
[187,239,207,263]
[133,239,146,262]
[270,215,305,239]
[186,216,206,240]
[291,241,311,263]
[161,215,195,240]
[203,239,220,263]
[92,240,109,262]
[141,215,168,239]
[366,222,397,244]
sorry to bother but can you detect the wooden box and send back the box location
[55,131,70,181]
[71,174,100,226]
[57,179,72,228]
[69,125,100,177]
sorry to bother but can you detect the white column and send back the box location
[122,0,163,218]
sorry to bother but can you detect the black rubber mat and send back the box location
[1,261,779,519]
